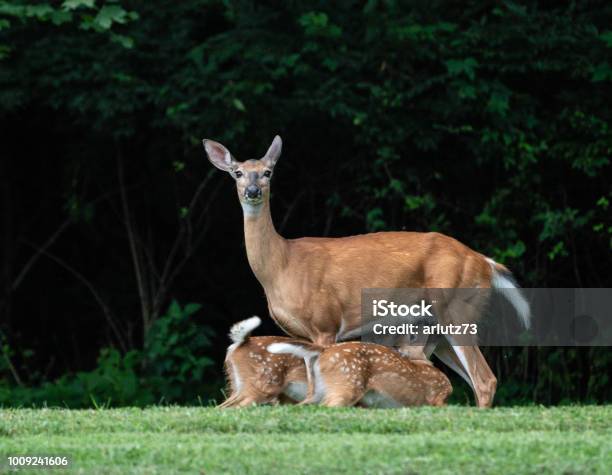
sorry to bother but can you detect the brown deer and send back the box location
[204,136,530,407]
[220,316,309,408]
[268,341,452,407]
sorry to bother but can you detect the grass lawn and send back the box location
[0,405,611,474]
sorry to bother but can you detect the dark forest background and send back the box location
[1,0,611,407]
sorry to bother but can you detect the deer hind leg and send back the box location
[233,396,258,407]
[434,338,496,408]
[427,389,451,407]
[218,394,242,408]
[426,377,453,407]
[219,392,257,408]
[320,377,364,408]
[453,344,496,408]
[322,389,361,407]
[220,385,276,408]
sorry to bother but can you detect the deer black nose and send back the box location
[245,185,261,199]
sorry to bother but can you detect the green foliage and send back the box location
[0,346,153,408]
[0,302,216,408]
[486,347,612,406]
[0,0,138,31]
[0,1,611,405]
[144,301,214,402]
[446,57,479,80]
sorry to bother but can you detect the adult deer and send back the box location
[203,136,530,407]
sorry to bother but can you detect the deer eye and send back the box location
[263,170,272,178]
[234,170,243,178]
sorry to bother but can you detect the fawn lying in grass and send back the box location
[220,317,309,408]
[268,341,452,408]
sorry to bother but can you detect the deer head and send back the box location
[203,136,282,216]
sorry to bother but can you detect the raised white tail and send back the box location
[487,258,531,328]
[228,316,261,346]
[226,316,262,358]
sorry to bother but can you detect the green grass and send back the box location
[1,405,611,474]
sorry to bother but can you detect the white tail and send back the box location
[228,316,261,346]
[204,136,531,407]
[267,342,320,360]
[487,258,531,329]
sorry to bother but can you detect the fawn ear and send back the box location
[262,135,282,168]
[203,139,236,172]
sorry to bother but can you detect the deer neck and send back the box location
[242,198,287,284]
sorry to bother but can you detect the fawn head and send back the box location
[203,136,282,211]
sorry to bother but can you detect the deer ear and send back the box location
[203,139,235,172]
[262,135,282,168]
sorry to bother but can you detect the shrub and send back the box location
[0,301,216,408]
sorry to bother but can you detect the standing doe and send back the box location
[204,136,529,407]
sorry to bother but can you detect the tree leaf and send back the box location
[62,0,96,10]
[94,5,128,30]
[445,58,479,80]
[599,31,612,48]
[232,98,246,112]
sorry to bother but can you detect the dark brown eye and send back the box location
[235,170,243,178]
[263,170,272,178]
